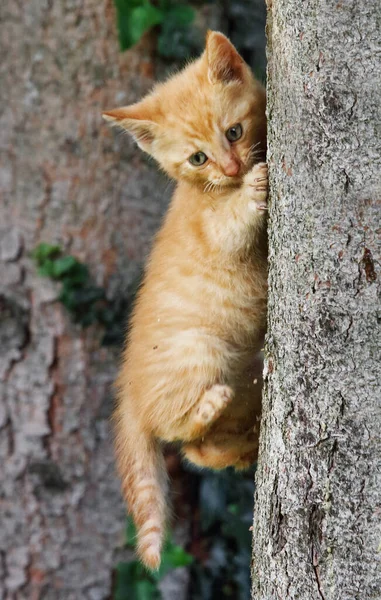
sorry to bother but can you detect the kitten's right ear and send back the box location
[206,31,246,84]
[102,103,158,153]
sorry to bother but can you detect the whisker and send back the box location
[249,141,261,152]
[245,144,265,167]
[204,181,214,194]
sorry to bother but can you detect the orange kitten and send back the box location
[103,31,267,570]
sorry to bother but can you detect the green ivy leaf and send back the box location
[37,259,57,278]
[114,560,161,600]
[129,5,164,46]
[134,579,160,600]
[61,262,89,285]
[151,539,193,581]
[115,0,164,51]
[32,242,130,339]
[157,0,171,10]
[70,286,105,306]
[50,255,79,278]
[165,4,194,27]
[32,242,61,263]
[163,543,193,568]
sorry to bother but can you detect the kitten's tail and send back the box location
[113,403,168,570]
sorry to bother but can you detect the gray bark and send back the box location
[252,1,381,599]
[0,2,169,598]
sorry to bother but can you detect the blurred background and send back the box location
[0,1,266,598]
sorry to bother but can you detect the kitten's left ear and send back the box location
[102,102,159,153]
[206,31,246,84]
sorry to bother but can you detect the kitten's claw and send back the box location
[244,162,268,210]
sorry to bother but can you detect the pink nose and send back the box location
[222,158,240,177]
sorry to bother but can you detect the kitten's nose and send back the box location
[222,158,240,177]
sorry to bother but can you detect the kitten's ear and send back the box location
[206,31,246,84]
[102,102,158,153]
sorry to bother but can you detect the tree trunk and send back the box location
[0,2,169,598]
[252,1,381,599]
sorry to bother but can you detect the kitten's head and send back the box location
[103,32,266,190]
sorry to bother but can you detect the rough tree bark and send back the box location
[252,1,381,599]
[0,2,170,598]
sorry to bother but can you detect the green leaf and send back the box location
[157,0,171,11]
[114,0,137,51]
[164,542,193,568]
[114,560,160,600]
[32,241,122,334]
[68,286,105,306]
[134,579,159,600]
[32,243,61,263]
[152,540,193,580]
[115,0,164,51]
[129,5,164,45]
[37,259,57,278]
[51,255,79,278]
[58,283,77,310]
[165,5,194,27]
[61,262,89,285]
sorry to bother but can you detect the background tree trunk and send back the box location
[252,1,380,599]
[0,2,170,598]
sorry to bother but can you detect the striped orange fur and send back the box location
[103,31,267,570]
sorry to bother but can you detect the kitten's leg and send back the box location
[207,162,268,253]
[177,384,234,441]
[230,161,268,228]
[243,161,268,211]
[182,427,259,470]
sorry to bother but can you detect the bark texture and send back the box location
[0,2,170,598]
[252,1,381,599]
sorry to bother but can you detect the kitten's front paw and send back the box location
[244,162,268,211]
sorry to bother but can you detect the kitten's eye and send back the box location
[189,151,208,166]
[226,123,243,142]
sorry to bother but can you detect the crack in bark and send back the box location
[309,504,326,600]
[344,315,353,342]
[342,168,352,194]
[34,164,52,243]
[311,550,326,600]
[271,475,288,555]
[44,335,59,455]
[327,439,338,476]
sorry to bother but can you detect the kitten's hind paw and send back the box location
[196,384,233,427]
[244,162,268,211]
[177,384,234,441]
